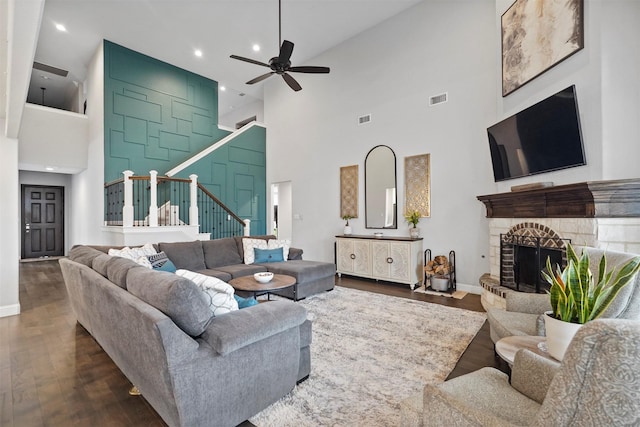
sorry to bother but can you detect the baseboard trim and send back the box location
[0,304,20,318]
[456,283,482,295]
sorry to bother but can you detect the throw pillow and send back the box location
[147,251,177,273]
[254,247,284,263]
[268,239,291,260]
[175,269,239,316]
[242,238,268,264]
[109,243,157,268]
[234,294,259,309]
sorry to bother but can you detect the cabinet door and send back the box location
[337,238,355,273]
[388,242,411,281]
[372,241,411,281]
[352,240,372,276]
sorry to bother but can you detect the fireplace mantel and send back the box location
[477,178,640,218]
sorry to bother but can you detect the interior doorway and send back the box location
[271,181,292,241]
[21,185,65,259]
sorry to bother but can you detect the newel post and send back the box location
[189,174,199,226]
[122,170,134,227]
[148,170,158,227]
[244,219,251,236]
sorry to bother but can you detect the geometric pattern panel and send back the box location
[340,165,358,219]
[404,154,430,217]
[104,40,226,182]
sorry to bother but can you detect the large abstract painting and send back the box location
[502,0,583,96]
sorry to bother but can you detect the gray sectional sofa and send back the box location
[60,238,327,427]
[152,235,336,301]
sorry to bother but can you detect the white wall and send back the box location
[218,99,264,129]
[264,0,640,290]
[69,41,107,246]
[264,1,497,288]
[0,120,21,316]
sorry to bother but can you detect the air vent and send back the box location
[429,92,448,106]
[358,114,372,125]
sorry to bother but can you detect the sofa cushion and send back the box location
[91,253,113,277]
[69,245,105,267]
[202,238,242,268]
[195,269,233,282]
[105,256,148,289]
[158,241,206,271]
[254,247,284,263]
[175,269,239,316]
[127,268,213,336]
[214,263,267,278]
[261,260,336,283]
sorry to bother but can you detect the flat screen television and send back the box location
[487,85,586,182]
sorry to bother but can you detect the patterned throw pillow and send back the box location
[268,239,291,260]
[147,251,177,273]
[175,269,239,316]
[242,238,268,264]
[109,243,157,268]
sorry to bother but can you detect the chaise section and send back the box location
[262,260,336,300]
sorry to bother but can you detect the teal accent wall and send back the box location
[103,40,266,234]
[174,125,267,235]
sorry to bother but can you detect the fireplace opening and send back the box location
[514,245,563,293]
[500,231,569,294]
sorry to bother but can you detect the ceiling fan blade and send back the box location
[279,40,294,63]
[282,73,302,92]
[230,55,270,68]
[246,72,275,85]
[288,66,330,74]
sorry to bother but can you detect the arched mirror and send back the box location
[365,145,397,229]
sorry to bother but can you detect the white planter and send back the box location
[409,227,420,238]
[544,312,583,361]
[343,225,352,235]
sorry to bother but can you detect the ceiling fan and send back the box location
[230,0,330,92]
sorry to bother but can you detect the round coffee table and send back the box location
[229,274,296,300]
[495,335,550,366]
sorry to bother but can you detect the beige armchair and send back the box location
[400,319,640,426]
[486,246,640,344]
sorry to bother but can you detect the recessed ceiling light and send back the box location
[252,44,260,52]
[55,23,66,32]
[45,166,55,171]
[194,49,203,57]
[220,86,226,92]
[40,75,51,80]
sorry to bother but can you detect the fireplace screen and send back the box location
[500,234,570,293]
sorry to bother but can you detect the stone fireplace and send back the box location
[477,179,640,310]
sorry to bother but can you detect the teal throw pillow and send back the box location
[234,294,258,309]
[147,251,177,273]
[253,247,284,263]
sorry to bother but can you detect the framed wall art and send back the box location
[502,0,584,96]
[404,154,430,218]
[340,165,358,219]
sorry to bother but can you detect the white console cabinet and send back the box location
[336,235,423,289]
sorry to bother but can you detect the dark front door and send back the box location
[22,185,64,259]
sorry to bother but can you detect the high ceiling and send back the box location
[30,0,423,116]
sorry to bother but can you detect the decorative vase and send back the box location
[344,225,352,235]
[409,227,420,238]
[544,312,583,361]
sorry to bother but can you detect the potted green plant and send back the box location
[404,210,421,238]
[342,215,354,235]
[541,243,640,360]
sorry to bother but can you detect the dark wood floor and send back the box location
[1,261,505,427]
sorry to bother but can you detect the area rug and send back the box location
[251,286,486,426]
